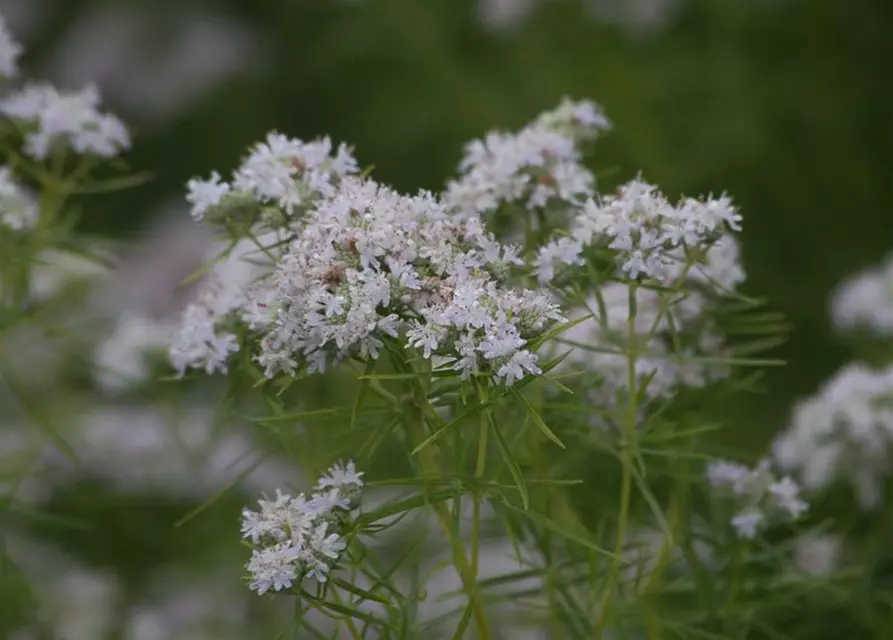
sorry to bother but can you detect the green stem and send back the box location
[596,282,640,636]
[471,382,490,599]
[330,588,363,640]
[407,400,491,639]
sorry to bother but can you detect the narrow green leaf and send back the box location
[451,597,476,640]
[69,170,156,194]
[500,503,622,561]
[492,424,529,509]
[0,363,81,465]
[314,598,386,627]
[175,454,267,528]
[331,578,390,605]
[351,359,376,429]
[357,488,457,526]
[527,313,593,351]
[510,388,565,449]
[408,398,497,455]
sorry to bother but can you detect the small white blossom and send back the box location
[168,237,277,376]
[0,166,38,230]
[93,313,173,392]
[538,178,743,284]
[767,477,809,519]
[241,461,362,595]
[315,460,364,492]
[707,459,808,539]
[444,98,608,216]
[830,252,893,337]
[231,132,358,214]
[0,9,22,79]
[246,543,302,594]
[730,508,765,539]
[186,171,230,221]
[794,533,842,576]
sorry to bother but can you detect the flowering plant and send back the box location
[4,7,891,640]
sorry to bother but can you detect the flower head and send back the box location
[241,461,363,595]
[0,83,129,159]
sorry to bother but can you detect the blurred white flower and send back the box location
[773,362,893,509]
[43,6,267,126]
[707,459,808,539]
[0,82,129,159]
[794,533,842,577]
[830,252,893,337]
[92,312,175,393]
[0,8,23,78]
[0,166,38,230]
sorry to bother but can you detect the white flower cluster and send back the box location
[0,166,38,230]
[444,98,609,216]
[241,461,364,594]
[535,178,743,284]
[256,177,563,385]
[773,363,893,509]
[830,253,893,337]
[0,9,22,79]
[707,459,808,539]
[0,83,129,160]
[186,131,359,221]
[93,312,174,392]
[0,13,126,159]
[168,236,275,376]
[557,282,733,404]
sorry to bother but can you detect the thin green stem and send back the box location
[330,588,363,640]
[406,399,492,639]
[471,382,490,603]
[596,282,640,637]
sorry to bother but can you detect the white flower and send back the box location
[534,97,612,140]
[794,533,842,576]
[706,460,753,494]
[92,313,173,392]
[534,237,583,282]
[255,177,563,385]
[830,252,893,337]
[444,98,606,216]
[241,461,362,595]
[540,177,743,284]
[186,171,230,221]
[731,508,764,539]
[168,237,276,376]
[708,459,808,539]
[0,9,22,79]
[767,477,809,519]
[0,166,38,230]
[773,362,893,509]
[309,522,346,562]
[315,460,364,492]
[0,83,129,159]
[231,132,358,214]
[246,543,302,594]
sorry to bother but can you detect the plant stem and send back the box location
[471,382,490,599]
[595,283,640,636]
[407,400,492,639]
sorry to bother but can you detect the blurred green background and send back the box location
[7,0,892,444]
